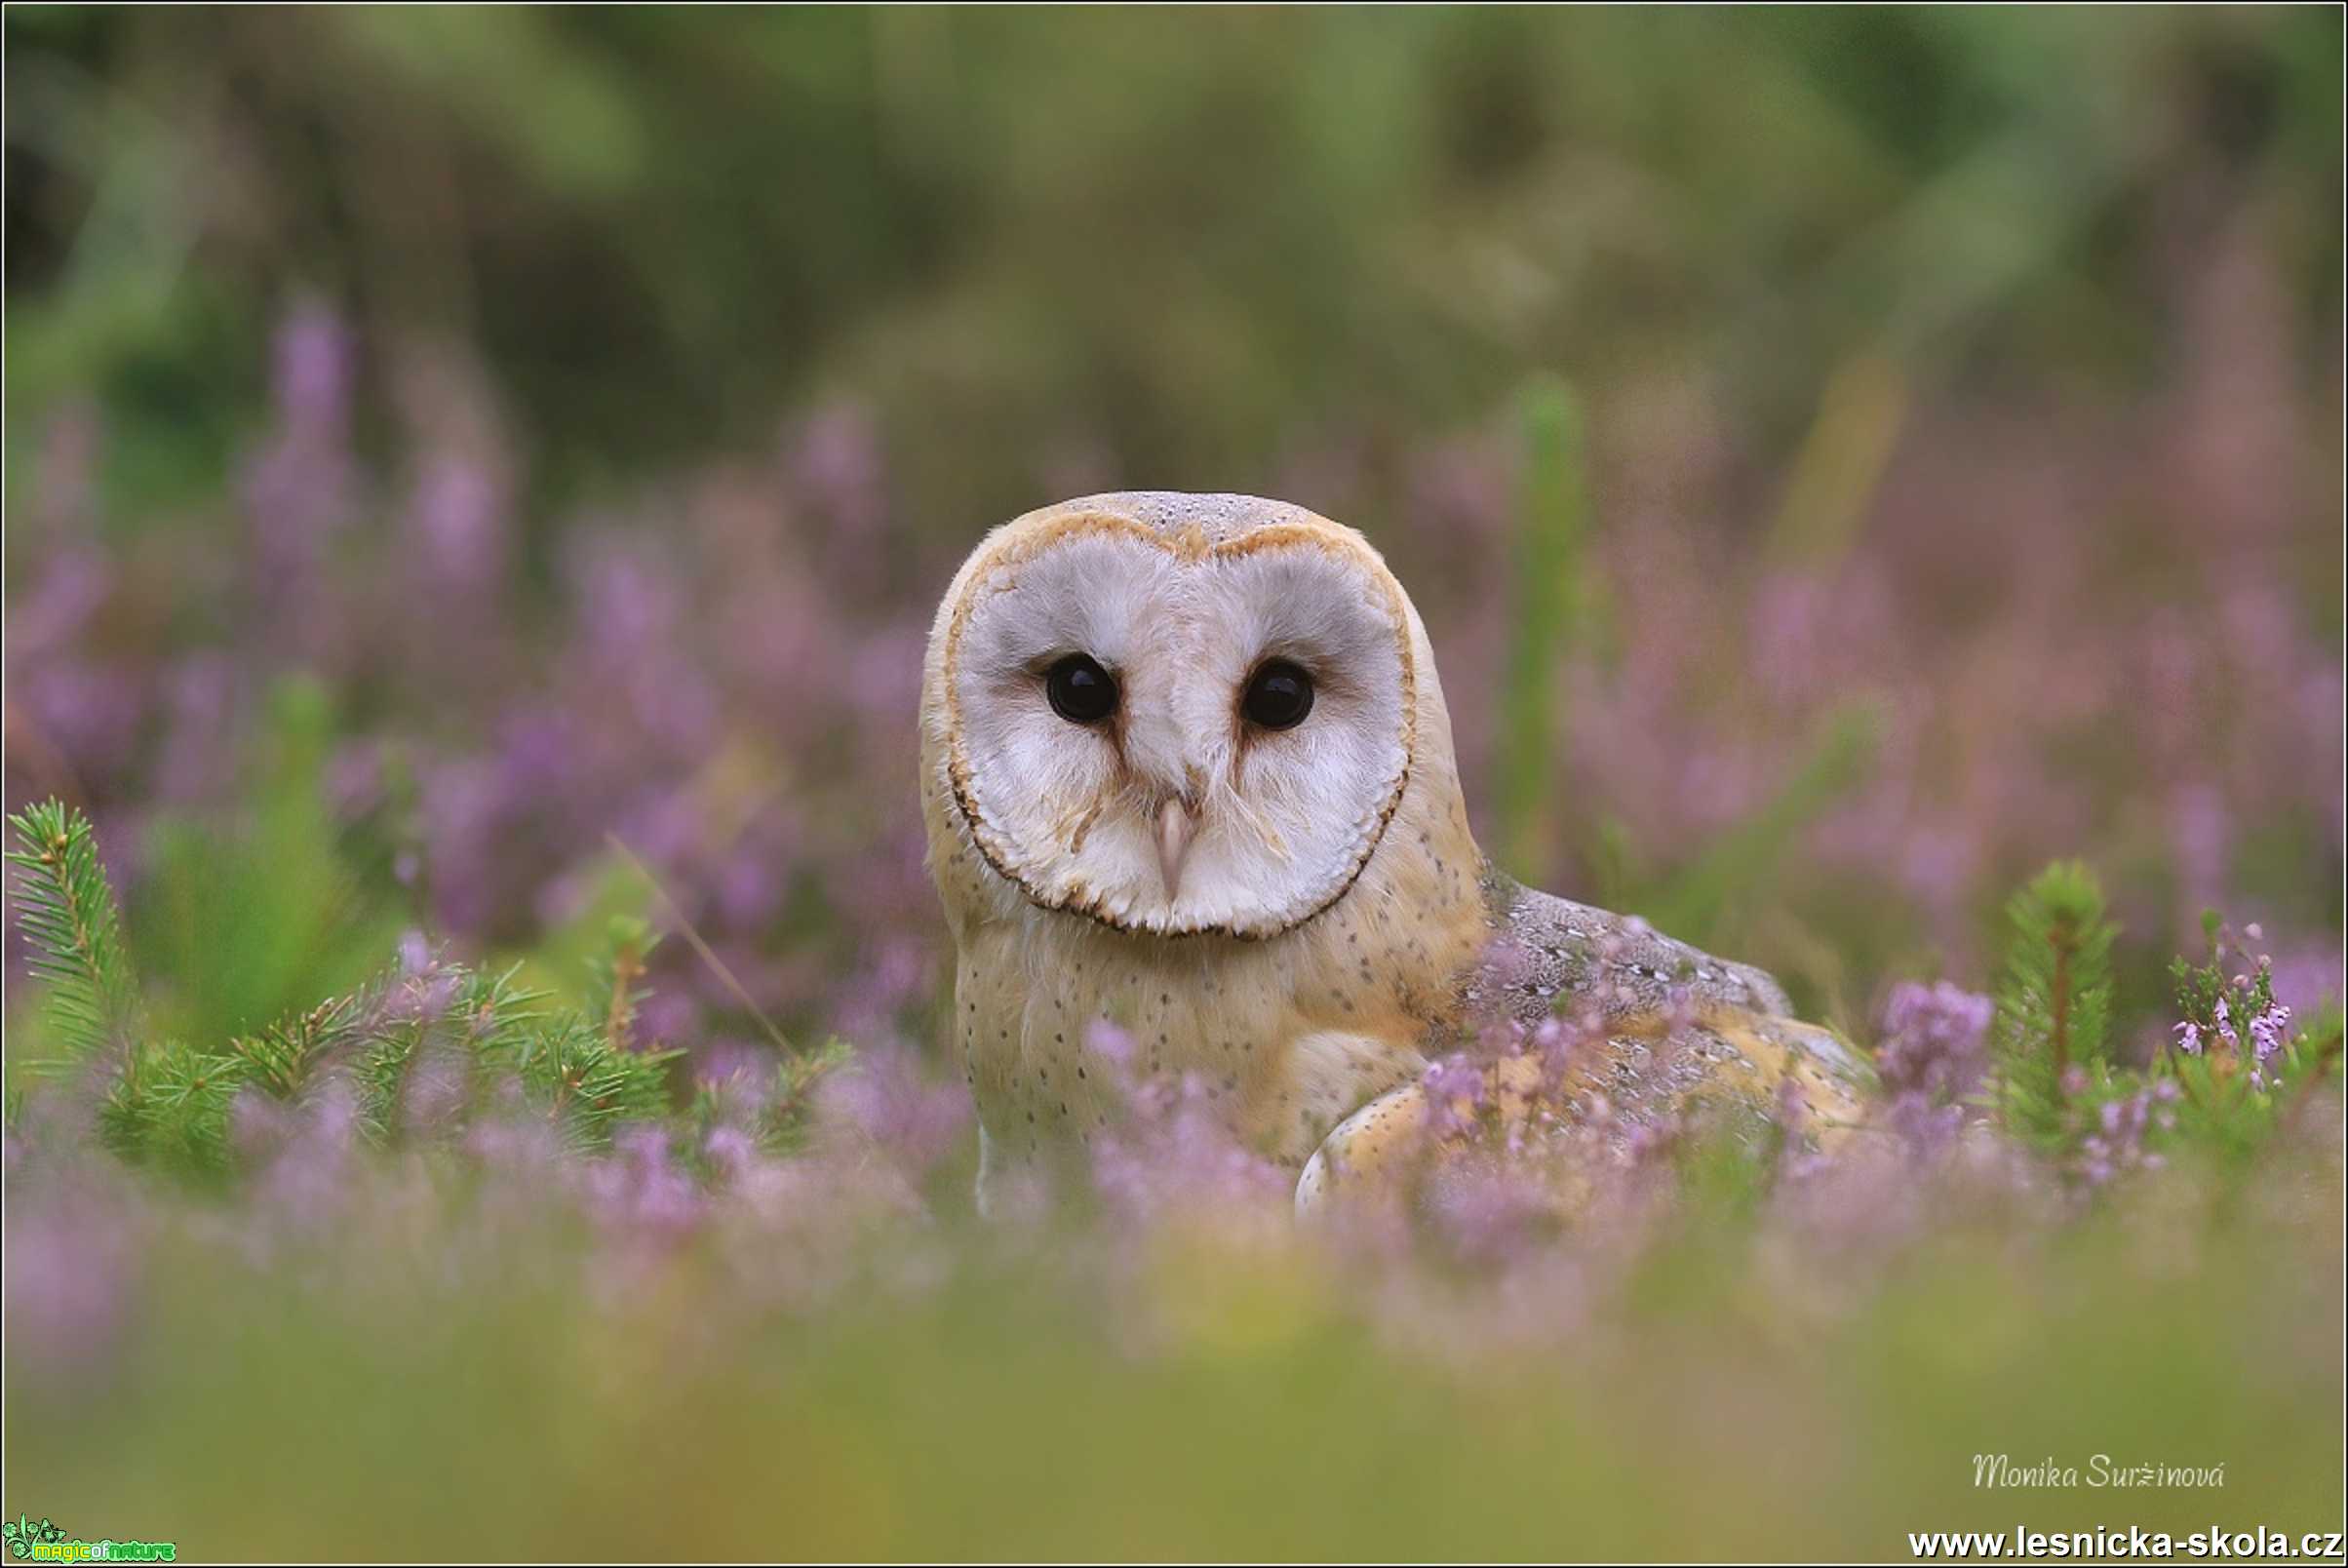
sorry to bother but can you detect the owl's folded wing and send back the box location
[1470,875,1797,1028]
[1296,1013,1871,1218]
[1297,880,1873,1217]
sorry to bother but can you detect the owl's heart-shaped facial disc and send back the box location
[938,503,1417,938]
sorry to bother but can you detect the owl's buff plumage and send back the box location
[920,491,1867,1210]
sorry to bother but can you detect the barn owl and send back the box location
[919,491,1866,1214]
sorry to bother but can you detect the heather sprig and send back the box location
[1874,979,1993,1157]
[2156,914,2343,1162]
[2167,914,2293,1084]
[1972,882,2343,1187]
[2068,1077,2179,1189]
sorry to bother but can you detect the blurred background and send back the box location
[6,5,2342,1070]
[6,12,2345,1559]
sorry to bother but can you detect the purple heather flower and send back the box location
[586,1125,704,1239]
[411,454,509,591]
[1423,1158,1558,1267]
[3,546,112,661]
[2074,1085,2166,1188]
[2172,1019,2203,1055]
[2248,1002,2291,1074]
[20,662,145,780]
[791,400,888,549]
[822,1045,970,1181]
[702,1124,758,1177]
[1528,1017,1579,1083]
[400,1048,469,1140]
[1084,1019,1135,1068]
[1622,1114,1683,1168]
[1089,1072,1289,1222]
[2,1190,140,1374]
[2169,784,2232,916]
[325,740,388,821]
[274,300,354,435]
[1775,1074,1809,1139]
[1886,1091,1965,1160]
[255,1082,362,1233]
[1875,981,1993,1116]
[1422,1053,1488,1138]
[636,991,703,1052]
[243,302,357,588]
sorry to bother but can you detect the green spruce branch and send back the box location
[5,800,145,1078]
[1990,860,2116,1153]
[6,800,810,1180]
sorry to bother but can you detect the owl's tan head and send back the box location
[923,492,1442,940]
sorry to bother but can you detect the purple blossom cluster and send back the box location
[2171,932,2311,1095]
[9,310,950,1076]
[2074,1080,2182,1188]
[1083,1024,1294,1225]
[1874,980,1994,1156]
[1,959,2336,1397]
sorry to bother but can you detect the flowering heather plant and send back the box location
[1874,979,1995,1160]
[2157,916,2346,1164]
[6,754,2343,1557]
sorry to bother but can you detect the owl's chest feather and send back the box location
[953,876,1484,1166]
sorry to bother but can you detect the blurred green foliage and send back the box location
[132,682,405,1049]
[1495,375,1588,878]
[7,6,2340,527]
[8,1193,2338,1560]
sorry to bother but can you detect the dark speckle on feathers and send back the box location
[1473,871,1793,1029]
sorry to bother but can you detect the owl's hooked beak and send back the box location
[1154,797,1197,902]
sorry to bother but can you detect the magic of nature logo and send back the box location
[2,1515,177,1563]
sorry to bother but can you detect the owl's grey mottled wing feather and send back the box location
[1299,875,1872,1214]
[1472,872,1872,1090]
[1468,872,1794,1031]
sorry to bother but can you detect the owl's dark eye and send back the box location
[1044,653,1118,725]
[1241,659,1314,730]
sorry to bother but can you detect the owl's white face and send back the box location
[938,506,1418,939]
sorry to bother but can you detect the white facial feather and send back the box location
[937,508,1415,938]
